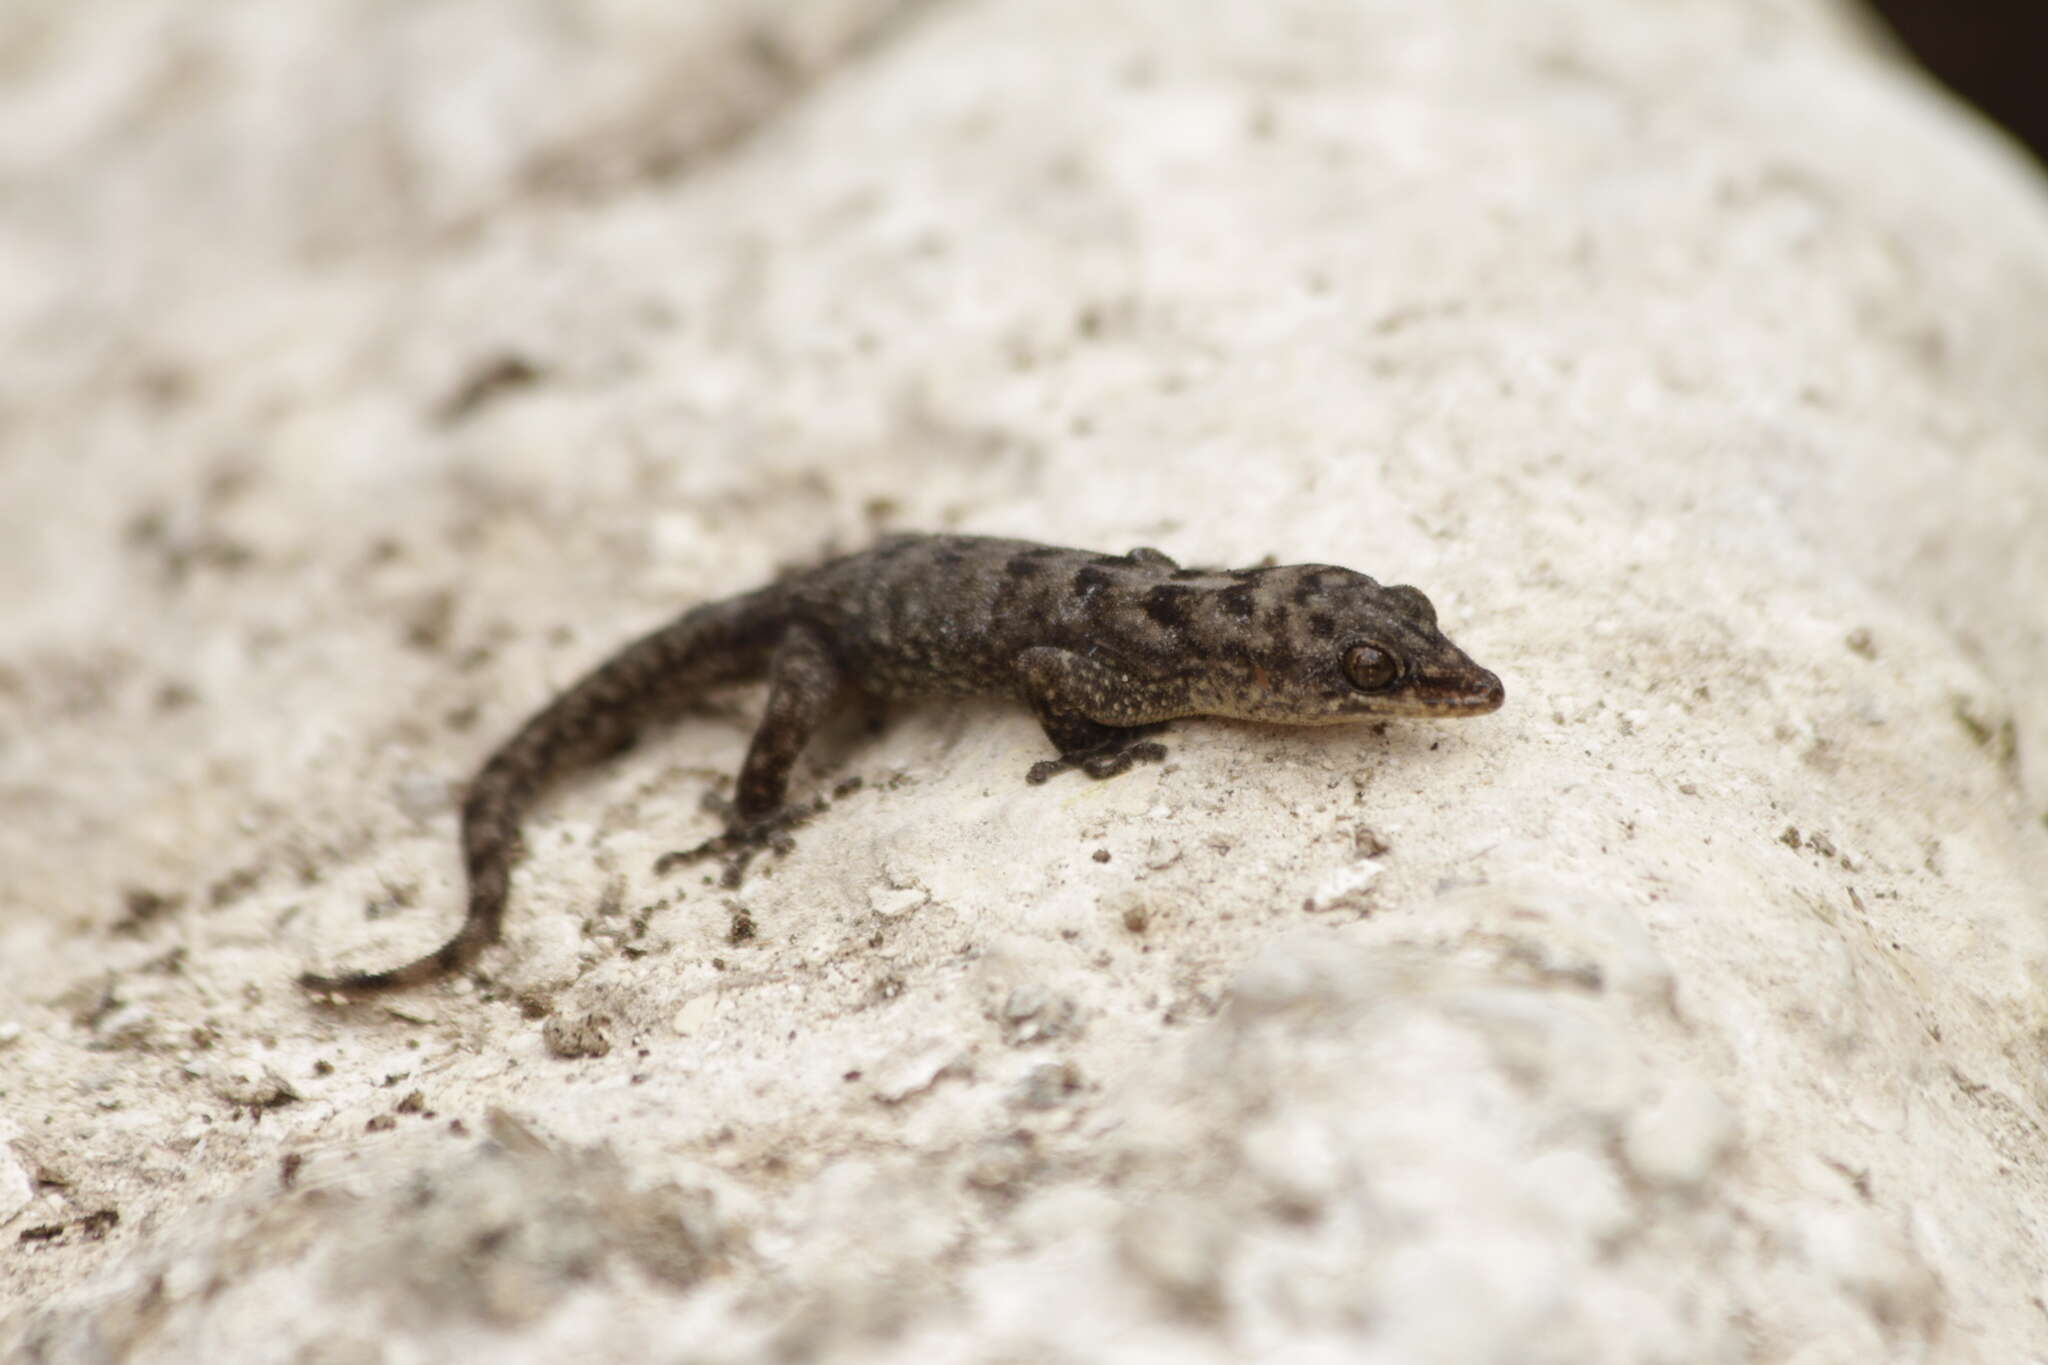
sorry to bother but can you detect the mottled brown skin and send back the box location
[300,535,1504,992]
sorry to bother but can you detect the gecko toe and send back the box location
[1028,737,1168,784]
[655,793,824,886]
[1081,740,1168,778]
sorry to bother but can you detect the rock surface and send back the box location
[4,0,2047,1361]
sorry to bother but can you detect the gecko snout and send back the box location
[1414,664,1504,715]
[1468,668,1506,714]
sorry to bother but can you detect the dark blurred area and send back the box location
[1864,0,2048,166]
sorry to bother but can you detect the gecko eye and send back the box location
[1343,643,1401,692]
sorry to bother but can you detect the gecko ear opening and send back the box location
[1342,643,1401,692]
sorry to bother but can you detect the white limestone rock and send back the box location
[3,1,2046,1362]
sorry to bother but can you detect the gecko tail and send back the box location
[296,591,785,996]
[296,920,490,994]
[297,788,520,994]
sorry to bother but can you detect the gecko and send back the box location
[299,534,1504,992]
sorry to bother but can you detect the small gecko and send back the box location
[300,534,1503,991]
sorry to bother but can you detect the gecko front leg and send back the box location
[1015,646,1171,785]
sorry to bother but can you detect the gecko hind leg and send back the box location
[656,625,844,887]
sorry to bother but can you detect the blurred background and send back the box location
[1867,0,2048,165]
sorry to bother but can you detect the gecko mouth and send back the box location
[1403,668,1506,716]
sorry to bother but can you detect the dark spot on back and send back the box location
[1073,567,1112,598]
[1218,583,1258,620]
[935,549,963,568]
[1171,568,1206,580]
[1291,582,1319,605]
[1307,611,1337,639]
[1252,615,1303,672]
[1005,556,1043,578]
[1091,555,1127,568]
[1141,584,1195,630]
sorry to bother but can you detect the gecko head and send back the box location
[1216,567,1505,723]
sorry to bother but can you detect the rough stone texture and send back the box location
[4,0,2048,1361]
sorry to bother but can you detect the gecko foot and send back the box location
[1026,735,1168,785]
[654,793,825,888]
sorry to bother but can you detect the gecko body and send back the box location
[300,534,1503,992]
